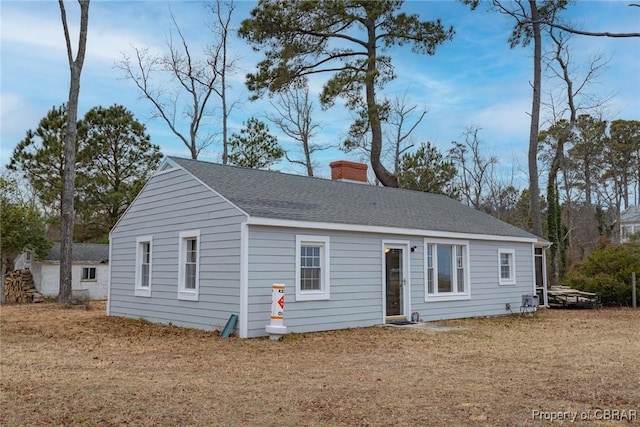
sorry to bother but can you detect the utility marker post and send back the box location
[265,284,288,340]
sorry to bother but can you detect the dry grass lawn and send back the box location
[1,302,639,426]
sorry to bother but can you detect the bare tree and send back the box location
[266,83,327,176]
[386,95,428,177]
[448,126,523,225]
[343,94,427,180]
[118,2,236,160]
[206,0,238,164]
[449,127,499,210]
[58,0,89,303]
[543,28,610,183]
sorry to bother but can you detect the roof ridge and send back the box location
[167,156,456,198]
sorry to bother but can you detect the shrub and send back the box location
[562,242,640,306]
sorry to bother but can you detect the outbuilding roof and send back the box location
[620,206,640,223]
[44,243,109,263]
[168,157,543,242]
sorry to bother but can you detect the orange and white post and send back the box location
[265,284,288,340]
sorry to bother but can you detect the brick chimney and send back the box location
[329,160,368,183]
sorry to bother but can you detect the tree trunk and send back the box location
[528,0,543,237]
[365,16,397,188]
[584,160,593,207]
[189,121,198,159]
[221,12,229,165]
[303,135,313,177]
[637,161,640,205]
[222,79,228,164]
[394,134,401,177]
[58,0,90,303]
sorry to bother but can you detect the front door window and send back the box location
[385,247,403,317]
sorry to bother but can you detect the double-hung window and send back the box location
[82,267,96,281]
[425,239,470,301]
[178,230,200,301]
[498,249,516,285]
[135,236,152,297]
[295,235,330,301]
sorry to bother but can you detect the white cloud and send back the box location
[1,8,64,52]
[0,5,165,66]
[466,97,532,140]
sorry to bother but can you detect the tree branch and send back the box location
[545,21,640,38]
[58,1,74,66]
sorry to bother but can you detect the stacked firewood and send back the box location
[3,270,43,303]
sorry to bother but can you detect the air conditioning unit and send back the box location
[522,294,539,308]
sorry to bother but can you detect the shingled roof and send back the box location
[44,243,109,263]
[620,206,640,223]
[169,157,542,241]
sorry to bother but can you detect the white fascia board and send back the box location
[246,217,539,244]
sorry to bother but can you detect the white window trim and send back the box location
[81,267,97,282]
[135,236,153,297]
[424,238,471,302]
[295,235,330,301]
[178,230,200,301]
[498,248,516,286]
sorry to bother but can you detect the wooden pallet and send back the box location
[548,286,602,309]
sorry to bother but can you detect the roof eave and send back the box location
[246,216,541,244]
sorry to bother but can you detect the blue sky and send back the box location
[1,1,639,184]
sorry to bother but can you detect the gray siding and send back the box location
[109,168,246,331]
[247,226,389,337]
[411,241,535,321]
[247,226,536,337]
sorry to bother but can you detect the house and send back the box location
[108,157,549,338]
[619,206,640,243]
[16,243,109,300]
